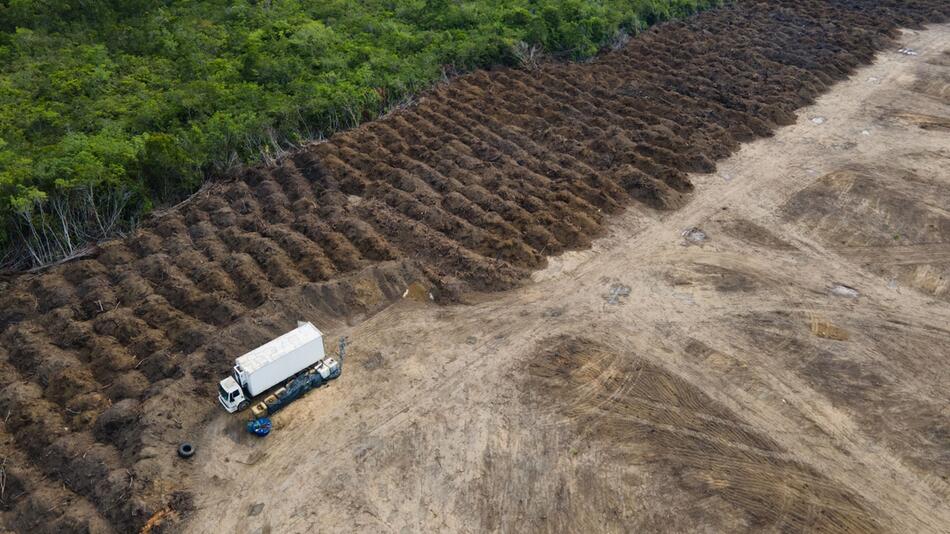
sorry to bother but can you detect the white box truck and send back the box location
[218,321,337,413]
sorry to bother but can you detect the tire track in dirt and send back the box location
[1,1,949,531]
[517,336,882,533]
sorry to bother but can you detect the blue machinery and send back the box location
[247,337,346,436]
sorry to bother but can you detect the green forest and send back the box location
[0,0,720,268]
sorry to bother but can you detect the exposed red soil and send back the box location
[1,1,949,531]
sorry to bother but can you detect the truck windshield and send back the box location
[218,383,228,400]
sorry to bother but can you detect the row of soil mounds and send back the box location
[2,1,949,532]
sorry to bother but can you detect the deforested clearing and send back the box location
[1,1,950,532]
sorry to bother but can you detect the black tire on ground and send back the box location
[178,442,195,459]
[238,400,249,411]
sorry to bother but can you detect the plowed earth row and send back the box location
[1,1,949,532]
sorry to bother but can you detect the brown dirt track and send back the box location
[1,1,950,532]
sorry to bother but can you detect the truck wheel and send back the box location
[177,442,195,459]
[238,400,249,411]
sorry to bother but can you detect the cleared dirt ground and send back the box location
[186,23,950,534]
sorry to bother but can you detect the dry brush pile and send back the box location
[0,1,948,531]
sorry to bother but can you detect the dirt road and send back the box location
[186,24,950,533]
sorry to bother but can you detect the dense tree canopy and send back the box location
[0,0,720,267]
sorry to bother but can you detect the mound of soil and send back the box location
[1,1,948,531]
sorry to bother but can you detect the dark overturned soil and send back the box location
[1,1,949,532]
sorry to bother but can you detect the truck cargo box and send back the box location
[234,322,325,397]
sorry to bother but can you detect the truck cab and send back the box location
[218,375,248,413]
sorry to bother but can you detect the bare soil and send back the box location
[186,22,950,534]
[1,1,949,532]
